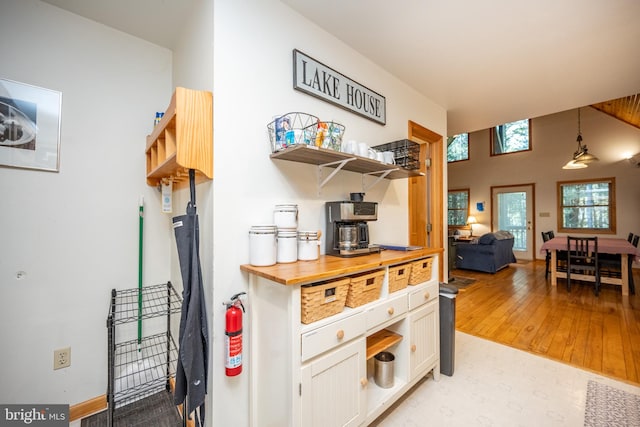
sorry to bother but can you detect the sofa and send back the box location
[455,231,517,273]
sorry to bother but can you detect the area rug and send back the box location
[584,380,640,426]
[449,276,477,290]
[82,391,182,427]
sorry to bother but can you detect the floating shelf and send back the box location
[271,144,424,193]
[366,329,403,360]
[271,144,424,180]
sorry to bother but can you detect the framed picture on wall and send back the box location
[0,78,62,172]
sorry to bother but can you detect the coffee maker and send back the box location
[325,200,380,257]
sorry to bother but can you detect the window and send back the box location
[448,189,470,228]
[490,119,531,156]
[447,133,469,162]
[557,177,616,234]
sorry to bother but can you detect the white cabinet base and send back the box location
[249,254,440,427]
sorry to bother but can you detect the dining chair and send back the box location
[566,236,600,295]
[628,232,634,243]
[547,230,568,272]
[542,231,552,279]
[631,235,638,294]
[599,233,637,295]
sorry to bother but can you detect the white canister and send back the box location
[274,204,298,229]
[249,225,277,266]
[298,231,320,261]
[277,229,298,263]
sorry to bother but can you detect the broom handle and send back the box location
[138,197,144,350]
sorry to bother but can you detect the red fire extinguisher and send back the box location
[225,292,246,376]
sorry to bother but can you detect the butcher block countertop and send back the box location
[240,248,442,286]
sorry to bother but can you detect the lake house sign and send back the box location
[293,49,386,125]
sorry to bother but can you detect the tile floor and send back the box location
[72,332,640,426]
[374,332,640,427]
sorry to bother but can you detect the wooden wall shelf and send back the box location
[145,87,213,187]
[270,144,424,180]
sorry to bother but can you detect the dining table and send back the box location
[540,236,640,296]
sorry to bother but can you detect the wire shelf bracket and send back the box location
[362,168,399,192]
[317,157,357,193]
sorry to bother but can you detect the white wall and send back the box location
[211,1,446,426]
[172,0,214,92]
[448,106,640,260]
[0,1,447,425]
[0,0,173,406]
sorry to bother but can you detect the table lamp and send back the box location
[467,215,478,236]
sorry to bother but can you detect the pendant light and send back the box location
[562,159,588,169]
[562,108,599,169]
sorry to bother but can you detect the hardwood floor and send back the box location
[452,260,640,385]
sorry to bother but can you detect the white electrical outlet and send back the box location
[54,347,71,370]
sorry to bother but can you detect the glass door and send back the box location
[491,184,534,260]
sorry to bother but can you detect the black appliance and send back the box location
[325,201,380,257]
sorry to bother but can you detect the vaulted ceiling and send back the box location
[591,94,640,130]
[41,0,640,135]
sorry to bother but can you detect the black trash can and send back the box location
[439,282,458,376]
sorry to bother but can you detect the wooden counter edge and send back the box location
[240,248,442,286]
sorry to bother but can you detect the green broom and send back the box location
[138,196,144,351]
[116,197,162,394]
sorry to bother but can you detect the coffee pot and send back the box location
[325,200,380,257]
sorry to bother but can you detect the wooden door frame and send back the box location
[407,120,444,281]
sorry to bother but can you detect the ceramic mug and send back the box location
[368,148,377,159]
[383,151,395,164]
[357,142,369,157]
[376,151,385,162]
[342,140,357,154]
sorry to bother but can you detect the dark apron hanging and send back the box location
[173,169,209,427]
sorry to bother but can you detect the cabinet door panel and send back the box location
[301,338,366,427]
[409,300,439,380]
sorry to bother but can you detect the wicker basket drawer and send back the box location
[345,269,384,308]
[365,293,407,331]
[301,278,350,324]
[388,263,410,293]
[408,281,439,311]
[301,313,366,362]
[408,257,434,285]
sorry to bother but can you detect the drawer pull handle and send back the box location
[411,344,417,352]
[387,307,394,315]
[424,292,430,300]
[336,329,345,340]
[360,377,368,387]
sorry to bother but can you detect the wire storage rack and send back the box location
[372,139,421,170]
[267,112,320,152]
[106,281,182,427]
